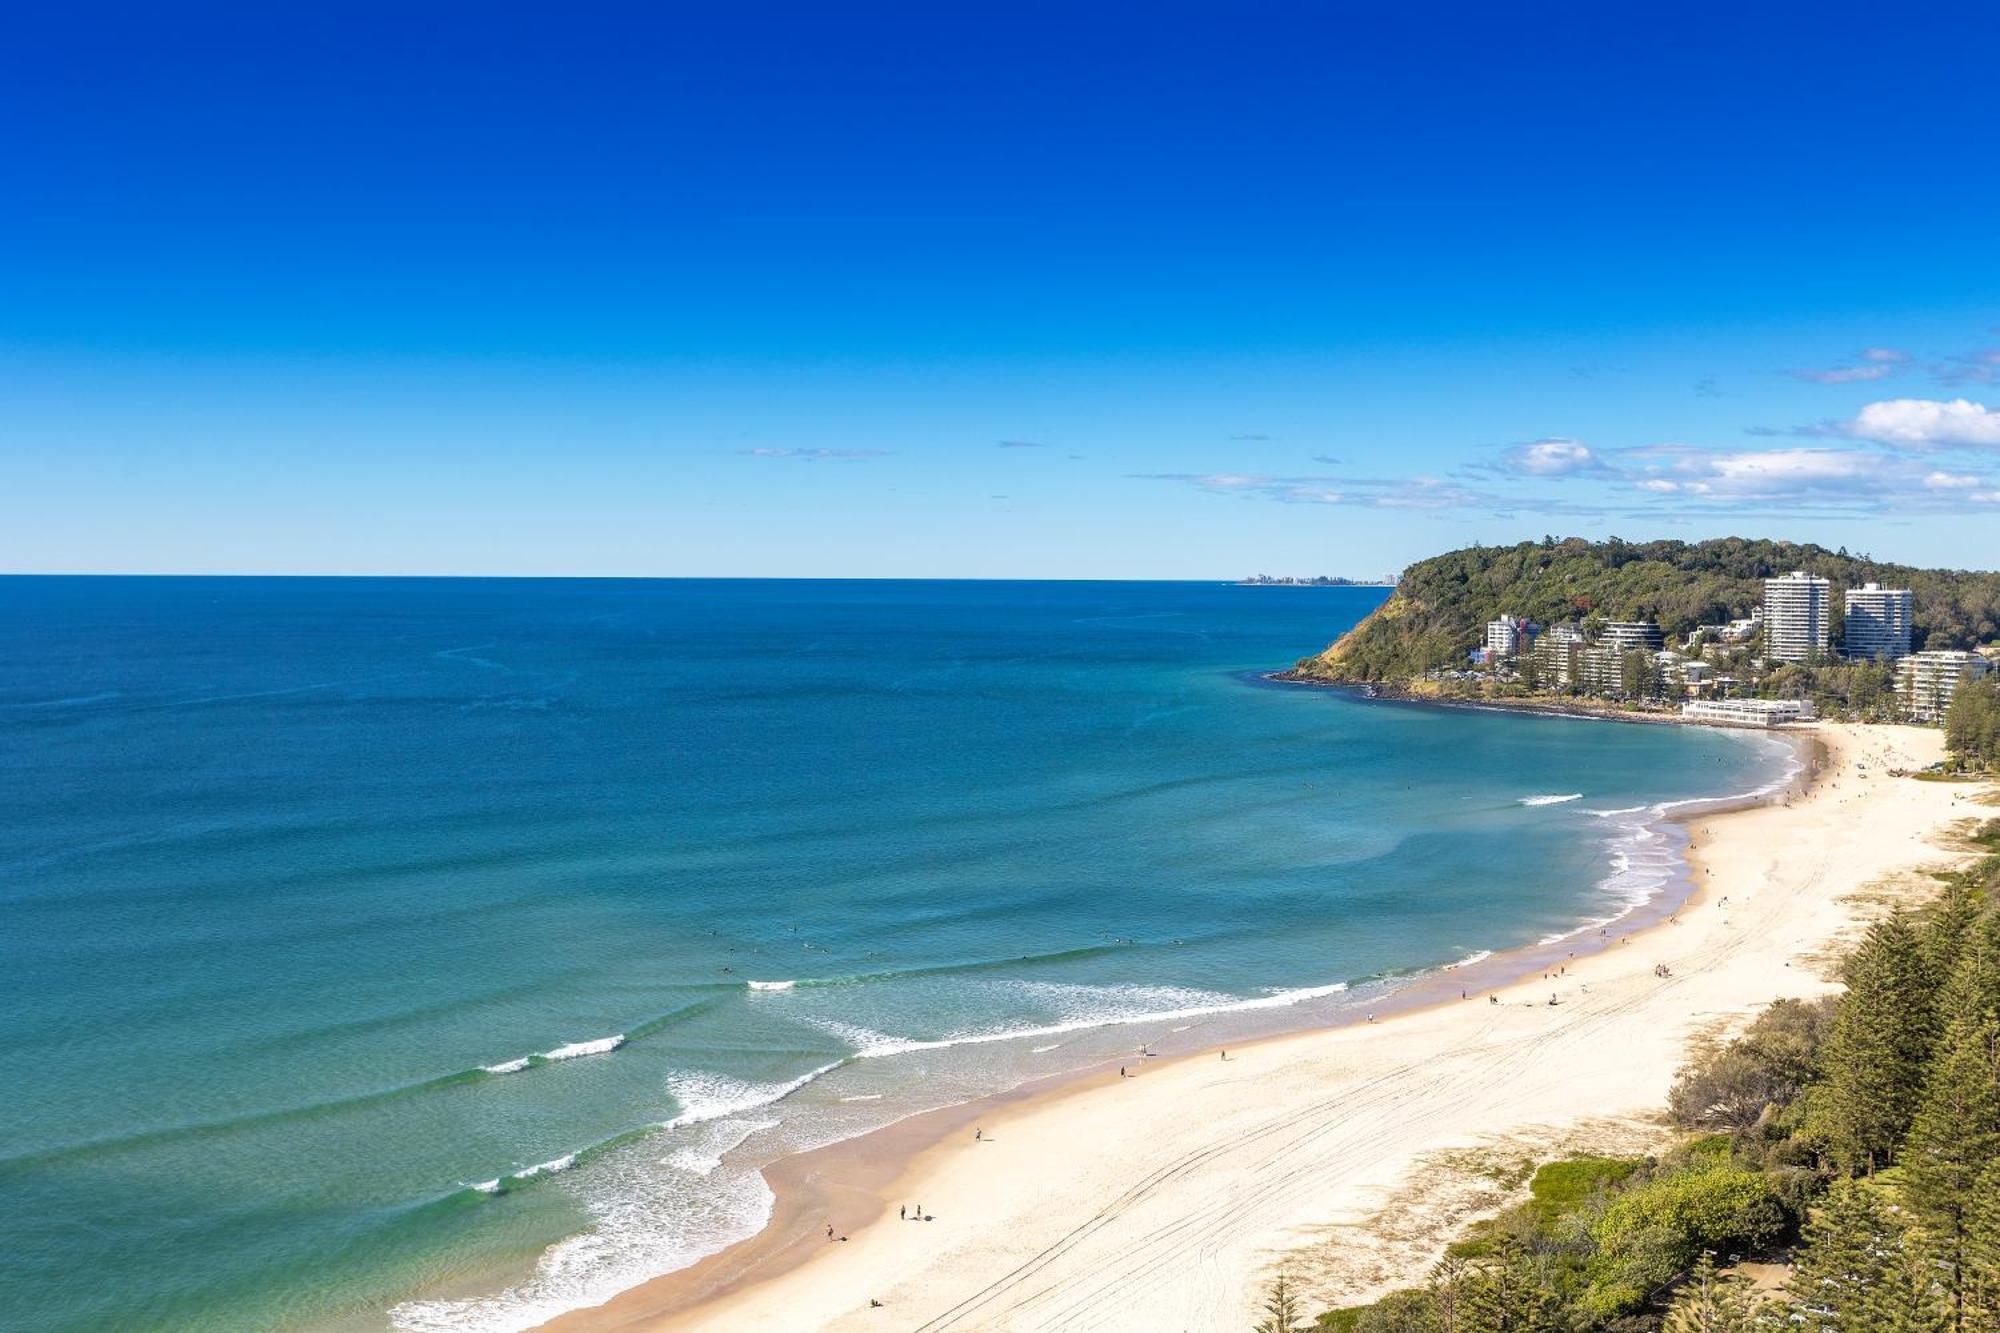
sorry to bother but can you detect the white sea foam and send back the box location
[515,1154,576,1179]
[543,1035,624,1062]
[664,1117,779,1176]
[1030,1043,1063,1053]
[659,1062,841,1133]
[838,1093,883,1102]
[1518,792,1583,806]
[480,1033,625,1074]
[394,1147,776,1332]
[746,979,795,991]
[469,1179,502,1194]
[809,979,1352,1058]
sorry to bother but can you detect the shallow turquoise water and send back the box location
[0,578,1787,1331]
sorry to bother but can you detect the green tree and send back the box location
[1427,1255,1470,1333]
[1253,1273,1305,1333]
[1868,1235,1951,1333]
[1809,913,1938,1173]
[1923,878,1984,996]
[1792,1183,1896,1329]
[1905,1009,2000,1329]
[1669,996,1832,1131]
[1939,911,2000,1024]
[1906,1014,2000,1213]
[1966,1162,2000,1328]
[1662,1251,1767,1332]
[1945,678,2000,769]
[1459,1248,1562,1333]
[1620,648,1662,700]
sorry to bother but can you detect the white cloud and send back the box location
[1844,398,2000,449]
[1495,437,1605,476]
[1935,349,2000,386]
[1791,363,1897,384]
[1924,470,1984,490]
[1788,347,1911,384]
[1616,443,1993,513]
[1133,471,1600,516]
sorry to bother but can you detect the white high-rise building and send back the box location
[1843,582,1914,661]
[1763,572,1831,663]
[1484,615,1531,659]
[1896,650,1991,723]
[1600,621,1664,653]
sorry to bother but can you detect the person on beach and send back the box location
[1119,1066,1127,1078]
[899,1205,906,1220]
[974,1128,982,1142]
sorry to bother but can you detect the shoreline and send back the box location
[1261,670,1714,728]
[537,721,1879,1333]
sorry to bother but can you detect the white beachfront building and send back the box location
[1896,650,1991,723]
[1763,572,1831,663]
[1484,615,1533,660]
[1600,621,1664,653]
[1843,582,1914,662]
[1680,698,1816,728]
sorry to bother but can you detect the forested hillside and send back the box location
[1295,537,2000,684]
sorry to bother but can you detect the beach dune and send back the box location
[547,723,1984,1333]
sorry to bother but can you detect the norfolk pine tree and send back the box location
[1253,1273,1304,1333]
[1906,1016,2000,1329]
[1661,1251,1768,1332]
[1809,913,1937,1173]
[1791,1181,1900,1330]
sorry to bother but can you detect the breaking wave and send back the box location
[807,978,1353,1058]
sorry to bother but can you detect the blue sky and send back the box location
[4,2,1998,577]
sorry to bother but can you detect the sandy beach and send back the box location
[545,722,1990,1333]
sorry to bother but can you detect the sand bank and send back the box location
[545,723,1986,1333]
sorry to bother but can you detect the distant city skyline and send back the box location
[4,2,1998,577]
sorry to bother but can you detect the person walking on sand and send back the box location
[974,1128,982,1142]
[899,1205,906,1220]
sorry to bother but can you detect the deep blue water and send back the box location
[0,578,1788,1331]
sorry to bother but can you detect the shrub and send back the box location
[1591,1166,1787,1275]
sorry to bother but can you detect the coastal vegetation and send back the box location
[1289,536,2000,764]
[1300,819,2000,1332]
[1297,538,2000,682]
[1947,678,2000,771]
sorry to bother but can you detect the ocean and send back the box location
[0,577,1791,1331]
